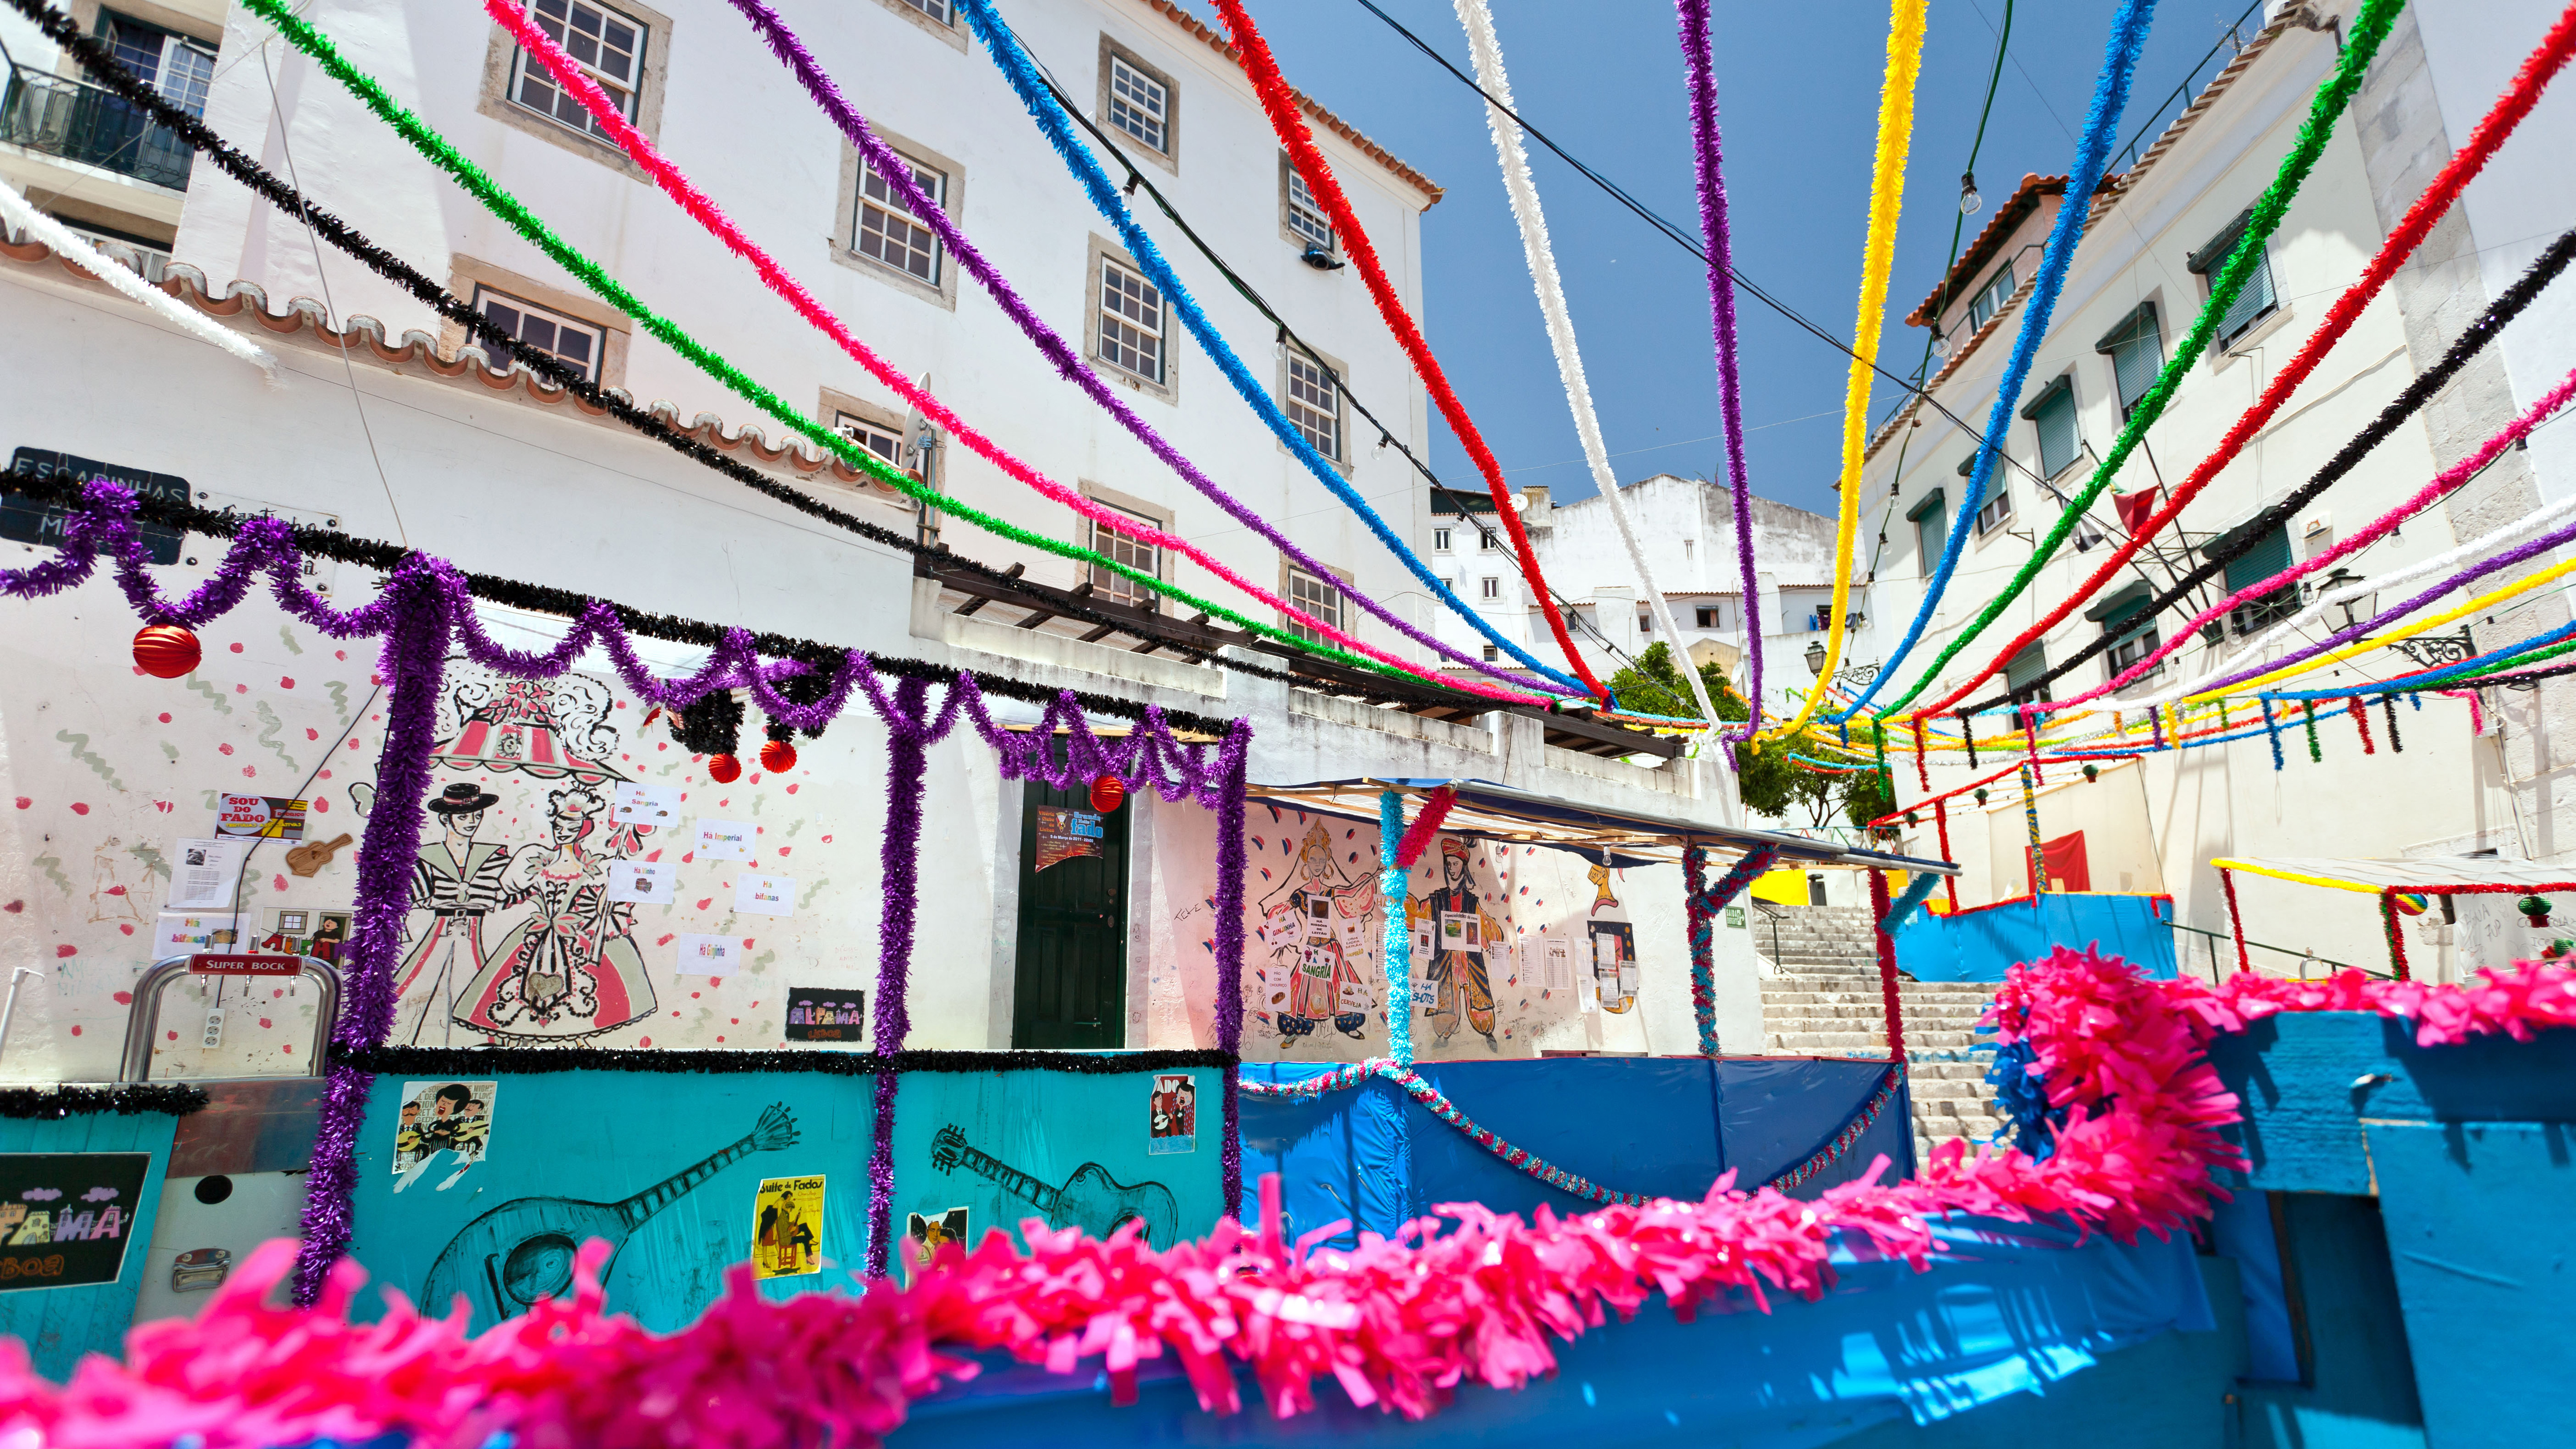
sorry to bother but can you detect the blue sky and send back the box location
[1178,0,2270,518]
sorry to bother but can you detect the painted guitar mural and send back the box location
[419,1103,799,1329]
[929,1124,1179,1250]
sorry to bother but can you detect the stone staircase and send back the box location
[1752,904,2004,1166]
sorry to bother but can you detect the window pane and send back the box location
[2222,525,2298,633]
[2004,645,2050,703]
[835,414,903,466]
[1108,59,1167,152]
[1097,261,1163,381]
[475,288,602,383]
[1287,171,1332,250]
[854,155,943,284]
[2103,305,2163,416]
[2035,387,2078,477]
[1916,508,1945,575]
[2218,243,2277,342]
[1285,353,1338,459]
[1089,503,1160,606]
[514,0,644,137]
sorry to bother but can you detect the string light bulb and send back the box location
[1959,171,1982,216]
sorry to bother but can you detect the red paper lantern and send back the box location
[759,738,798,774]
[1089,774,1125,813]
[132,624,201,679]
[707,753,743,784]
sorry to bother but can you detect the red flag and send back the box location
[2111,488,2160,536]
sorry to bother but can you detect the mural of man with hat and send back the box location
[1417,836,1502,1052]
[394,782,516,1042]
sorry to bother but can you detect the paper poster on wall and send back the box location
[751,1175,824,1280]
[784,987,865,1041]
[900,1207,968,1285]
[674,934,742,978]
[735,873,795,917]
[154,913,238,958]
[392,1080,498,1174]
[214,794,307,840]
[610,782,681,829]
[0,1152,150,1291]
[258,907,348,962]
[1033,806,1104,872]
[1439,911,1482,956]
[603,858,676,905]
[696,819,754,860]
[1725,905,1746,928]
[165,838,246,910]
[1538,936,1573,990]
[1147,1073,1197,1155]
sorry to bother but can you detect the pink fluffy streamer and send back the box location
[12,952,2573,1444]
[1392,785,1459,869]
[481,0,1546,707]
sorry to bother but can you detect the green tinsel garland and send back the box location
[2302,699,2322,762]
[239,0,1412,685]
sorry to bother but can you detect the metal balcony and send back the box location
[0,59,193,192]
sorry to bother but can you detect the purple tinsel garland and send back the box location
[712,0,1556,701]
[1678,0,1764,743]
[9,483,1259,1287]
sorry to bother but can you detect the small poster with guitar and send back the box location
[900,1206,968,1285]
[751,1175,824,1280]
[394,1080,497,1175]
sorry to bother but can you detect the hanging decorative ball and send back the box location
[132,624,201,678]
[1973,788,1990,806]
[2518,894,2552,924]
[2083,764,2100,783]
[1904,811,1921,827]
[707,753,743,784]
[759,738,798,774]
[1089,773,1126,813]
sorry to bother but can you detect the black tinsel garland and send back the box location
[0,1083,211,1119]
[335,1044,1235,1078]
[0,0,1469,722]
[669,689,747,756]
[1957,226,2576,716]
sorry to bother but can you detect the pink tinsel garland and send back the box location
[8,953,2572,1446]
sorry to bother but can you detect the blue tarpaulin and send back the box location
[1892,894,2177,983]
[1241,1056,1913,1244]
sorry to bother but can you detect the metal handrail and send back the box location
[2166,920,2377,983]
[120,955,340,1083]
[0,57,194,191]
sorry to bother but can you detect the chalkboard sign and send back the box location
[4,449,187,564]
[784,987,865,1042]
[0,1152,151,1291]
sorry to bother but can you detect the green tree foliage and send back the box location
[1605,642,1749,722]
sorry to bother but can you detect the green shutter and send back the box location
[2222,525,2293,592]
[2004,644,2049,698]
[2096,303,2163,416]
[2022,374,2078,478]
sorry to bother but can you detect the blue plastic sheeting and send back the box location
[2207,1190,2299,1382]
[891,1218,2216,1449]
[1893,894,2177,983]
[1242,1057,1912,1245]
[0,1110,178,1381]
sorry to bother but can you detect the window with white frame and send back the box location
[1106,54,1168,153]
[1088,500,1161,608]
[1638,606,1654,636]
[1094,257,1164,383]
[1284,350,1340,459]
[1963,451,2013,534]
[834,412,904,469]
[1432,527,1453,552]
[1965,258,2016,332]
[1284,564,1343,643]
[2099,594,2161,682]
[852,152,945,284]
[2189,208,2279,347]
[895,0,952,24]
[1695,604,1724,629]
[1480,529,1500,551]
[1286,168,1333,251]
[1480,576,1500,600]
[1481,644,1500,662]
[509,0,647,140]
[475,286,604,382]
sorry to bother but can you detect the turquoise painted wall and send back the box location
[0,1112,178,1381]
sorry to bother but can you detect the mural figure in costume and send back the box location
[1254,819,1376,1044]
[1586,861,1639,1014]
[1415,836,1503,1052]
[453,784,657,1040]
[393,784,514,1041]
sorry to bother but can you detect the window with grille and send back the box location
[509,0,646,140]
[1095,258,1164,383]
[835,413,904,468]
[1432,528,1452,552]
[475,287,603,382]
[1966,259,2016,332]
[1107,56,1168,153]
[1285,566,1343,642]
[1908,488,1949,577]
[1284,351,1340,459]
[1286,169,1333,251]
[2100,595,2162,682]
[2097,302,2163,419]
[2222,524,2298,634]
[2024,374,2080,479]
[853,153,944,284]
[2190,210,2278,346]
[1088,502,1161,607]
[1480,577,1500,600]
[2004,644,2051,704]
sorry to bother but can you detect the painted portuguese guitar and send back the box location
[931,1123,1180,1250]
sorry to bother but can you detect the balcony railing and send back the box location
[0,61,193,191]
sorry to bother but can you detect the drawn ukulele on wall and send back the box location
[419,1103,798,1329]
[929,1124,1179,1250]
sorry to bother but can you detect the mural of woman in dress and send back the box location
[1254,819,1376,1045]
[1412,836,1504,1053]
[453,784,657,1040]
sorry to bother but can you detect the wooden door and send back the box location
[1011,775,1127,1049]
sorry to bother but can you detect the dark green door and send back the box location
[1011,777,1127,1048]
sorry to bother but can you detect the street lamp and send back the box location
[2321,567,2376,631]
[1805,640,1829,677]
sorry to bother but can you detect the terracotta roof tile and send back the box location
[1133,0,1443,207]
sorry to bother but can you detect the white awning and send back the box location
[2213,856,2576,896]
